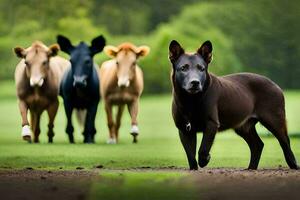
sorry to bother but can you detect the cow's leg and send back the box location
[105,102,116,144]
[235,119,264,169]
[260,115,299,169]
[198,121,218,168]
[127,99,139,143]
[64,101,74,143]
[179,130,198,170]
[31,111,41,143]
[47,99,59,143]
[83,102,98,144]
[18,100,31,142]
[115,105,125,143]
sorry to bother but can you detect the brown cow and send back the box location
[100,43,150,144]
[14,41,70,143]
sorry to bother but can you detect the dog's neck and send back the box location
[172,72,212,132]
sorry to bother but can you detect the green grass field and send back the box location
[0,80,299,170]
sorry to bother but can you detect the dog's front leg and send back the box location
[198,121,218,168]
[179,130,198,170]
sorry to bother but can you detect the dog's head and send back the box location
[169,40,212,94]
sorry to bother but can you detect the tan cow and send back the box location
[100,43,150,144]
[14,41,70,143]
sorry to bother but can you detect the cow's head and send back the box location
[104,43,150,88]
[57,35,106,88]
[169,40,212,94]
[14,41,60,87]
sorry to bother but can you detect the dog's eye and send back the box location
[197,64,205,72]
[180,64,189,72]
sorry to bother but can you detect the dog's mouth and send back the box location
[187,87,201,94]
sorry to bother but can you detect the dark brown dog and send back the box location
[169,40,299,170]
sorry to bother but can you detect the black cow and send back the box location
[57,35,105,143]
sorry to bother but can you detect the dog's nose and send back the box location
[190,80,200,87]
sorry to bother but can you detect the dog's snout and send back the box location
[190,80,200,87]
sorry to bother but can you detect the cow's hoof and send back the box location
[107,138,117,144]
[198,154,211,168]
[84,136,95,144]
[23,135,32,143]
[131,132,138,143]
[48,137,53,143]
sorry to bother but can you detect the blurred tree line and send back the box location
[0,0,299,93]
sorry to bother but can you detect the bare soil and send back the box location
[0,169,98,200]
[0,168,299,200]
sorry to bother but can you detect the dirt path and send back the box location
[0,169,98,200]
[189,168,300,200]
[0,168,299,200]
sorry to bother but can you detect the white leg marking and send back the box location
[130,125,139,134]
[107,138,117,144]
[22,125,32,137]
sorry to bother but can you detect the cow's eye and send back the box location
[85,59,91,65]
[42,60,48,66]
[116,61,119,66]
[24,61,30,66]
[180,64,189,72]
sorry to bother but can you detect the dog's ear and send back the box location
[197,40,213,64]
[169,40,184,64]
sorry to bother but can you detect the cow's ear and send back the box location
[90,35,106,56]
[169,40,184,63]
[56,35,74,54]
[136,46,150,57]
[197,40,213,64]
[104,45,119,58]
[14,47,26,58]
[48,44,60,57]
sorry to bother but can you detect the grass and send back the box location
[89,171,198,200]
[0,80,299,170]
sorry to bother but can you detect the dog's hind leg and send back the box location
[235,119,264,170]
[260,114,299,169]
[179,130,198,170]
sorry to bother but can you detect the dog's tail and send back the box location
[75,109,86,127]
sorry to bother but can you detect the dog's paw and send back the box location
[198,154,211,168]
